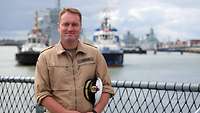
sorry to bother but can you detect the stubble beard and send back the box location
[62,34,79,44]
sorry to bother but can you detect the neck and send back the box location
[61,40,78,49]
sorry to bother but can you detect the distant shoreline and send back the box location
[184,47,200,54]
[0,39,25,46]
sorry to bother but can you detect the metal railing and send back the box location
[0,76,35,113]
[0,76,200,113]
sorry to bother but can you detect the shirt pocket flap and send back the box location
[78,60,95,66]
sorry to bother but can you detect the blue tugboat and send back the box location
[93,17,123,66]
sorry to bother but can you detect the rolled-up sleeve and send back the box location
[96,50,115,97]
[34,53,52,104]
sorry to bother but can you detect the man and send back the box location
[34,7,114,113]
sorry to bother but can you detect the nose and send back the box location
[67,24,74,31]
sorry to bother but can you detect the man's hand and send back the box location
[41,96,81,113]
[92,92,110,113]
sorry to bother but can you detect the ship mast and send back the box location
[35,11,39,29]
[32,11,41,33]
[101,8,112,30]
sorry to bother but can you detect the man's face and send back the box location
[58,12,81,43]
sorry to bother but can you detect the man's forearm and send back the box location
[94,93,110,113]
[41,96,80,113]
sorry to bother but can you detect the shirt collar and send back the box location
[76,40,87,54]
[55,40,87,55]
[55,41,65,55]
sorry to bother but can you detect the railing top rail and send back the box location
[0,76,34,83]
[0,76,200,92]
[112,80,200,92]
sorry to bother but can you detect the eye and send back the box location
[62,23,69,27]
[72,23,79,27]
[61,22,80,28]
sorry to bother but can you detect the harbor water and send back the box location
[0,46,200,83]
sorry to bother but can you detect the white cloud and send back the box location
[128,8,143,21]
[97,8,122,26]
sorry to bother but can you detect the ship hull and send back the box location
[16,51,40,65]
[102,53,123,66]
[123,47,147,54]
[123,49,147,54]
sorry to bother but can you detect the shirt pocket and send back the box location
[48,65,73,91]
[78,61,96,79]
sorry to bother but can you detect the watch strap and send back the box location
[92,109,97,113]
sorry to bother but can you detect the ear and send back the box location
[57,25,60,33]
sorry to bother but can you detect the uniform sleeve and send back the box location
[34,53,52,104]
[95,50,115,97]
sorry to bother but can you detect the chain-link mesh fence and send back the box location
[105,81,200,113]
[0,76,200,113]
[0,76,35,113]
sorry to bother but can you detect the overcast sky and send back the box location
[1,0,200,41]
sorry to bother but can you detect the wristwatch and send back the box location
[92,109,97,113]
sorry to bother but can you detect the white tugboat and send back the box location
[16,11,48,65]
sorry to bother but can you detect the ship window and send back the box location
[37,39,41,43]
[101,35,108,40]
[28,38,31,42]
[32,38,36,43]
[105,35,108,40]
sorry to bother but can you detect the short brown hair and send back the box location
[58,7,82,24]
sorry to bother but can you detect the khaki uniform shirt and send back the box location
[35,41,114,113]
